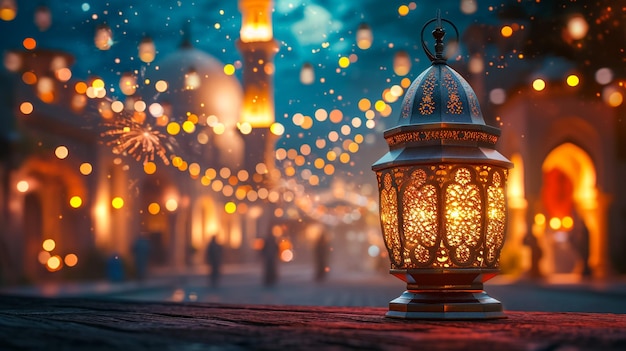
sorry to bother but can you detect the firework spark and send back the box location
[101,113,173,165]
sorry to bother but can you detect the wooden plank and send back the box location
[0,295,625,350]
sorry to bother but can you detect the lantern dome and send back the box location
[399,64,485,125]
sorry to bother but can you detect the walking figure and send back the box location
[132,233,150,281]
[261,234,278,286]
[206,236,223,287]
[314,231,330,282]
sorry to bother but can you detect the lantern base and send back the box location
[386,290,505,320]
[386,268,506,320]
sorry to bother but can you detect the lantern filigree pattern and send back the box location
[402,169,438,265]
[380,173,402,266]
[376,165,508,270]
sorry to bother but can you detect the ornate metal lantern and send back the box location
[372,14,513,319]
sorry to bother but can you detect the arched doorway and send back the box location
[538,143,600,277]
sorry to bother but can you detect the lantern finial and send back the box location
[421,10,459,64]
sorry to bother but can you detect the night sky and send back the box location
[0,0,617,190]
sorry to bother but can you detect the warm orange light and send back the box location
[79,163,92,175]
[398,5,409,16]
[165,198,178,212]
[356,23,373,50]
[148,202,160,215]
[55,146,69,159]
[566,74,580,87]
[562,216,574,230]
[19,102,33,115]
[138,36,156,63]
[111,197,124,209]
[64,254,78,267]
[46,255,62,271]
[69,196,82,208]
[23,38,36,50]
[532,78,546,91]
[42,239,55,252]
[500,25,513,38]
[16,180,29,193]
[224,64,235,75]
[143,162,156,174]
[224,201,237,214]
[549,217,561,230]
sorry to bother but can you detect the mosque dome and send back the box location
[150,44,244,168]
[152,44,243,128]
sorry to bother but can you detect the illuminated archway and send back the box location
[540,142,599,276]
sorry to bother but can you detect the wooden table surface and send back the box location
[1,294,625,350]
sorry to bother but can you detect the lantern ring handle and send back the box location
[420,17,459,63]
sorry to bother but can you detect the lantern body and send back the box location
[372,17,512,319]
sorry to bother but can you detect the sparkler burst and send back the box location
[100,112,174,165]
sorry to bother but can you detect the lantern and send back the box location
[0,0,17,21]
[356,22,373,50]
[393,50,411,76]
[94,24,113,50]
[300,62,314,85]
[372,14,512,319]
[138,36,156,63]
[119,73,137,96]
[34,5,51,31]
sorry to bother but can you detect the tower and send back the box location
[237,0,279,177]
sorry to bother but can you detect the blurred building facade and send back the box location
[0,0,282,284]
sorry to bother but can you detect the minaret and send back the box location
[236,0,279,178]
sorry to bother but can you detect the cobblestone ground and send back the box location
[107,264,626,314]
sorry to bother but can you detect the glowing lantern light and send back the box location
[184,67,200,90]
[300,62,314,85]
[0,0,17,21]
[94,24,113,50]
[138,36,156,63]
[37,76,55,103]
[372,14,512,319]
[393,50,411,76]
[34,5,51,31]
[567,15,588,40]
[119,73,137,96]
[356,22,373,50]
[224,201,237,214]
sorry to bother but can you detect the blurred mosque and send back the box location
[0,0,624,284]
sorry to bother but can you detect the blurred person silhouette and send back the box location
[261,234,278,286]
[131,233,150,281]
[205,235,223,287]
[523,232,543,279]
[314,230,330,282]
[572,216,591,277]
